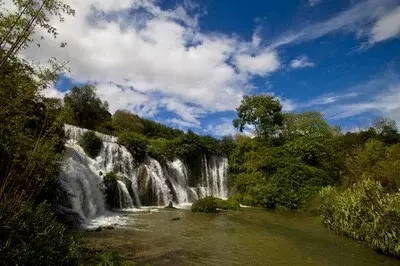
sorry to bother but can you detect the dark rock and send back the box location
[165,201,177,209]
[105,225,115,230]
[172,217,180,221]
[95,226,102,232]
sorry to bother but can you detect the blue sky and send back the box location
[25,0,400,136]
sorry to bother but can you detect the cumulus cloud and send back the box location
[235,49,280,76]
[12,0,284,128]
[290,55,315,69]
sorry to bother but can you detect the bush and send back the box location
[316,179,400,257]
[191,197,219,213]
[103,172,120,209]
[267,164,332,210]
[191,197,240,213]
[117,132,148,163]
[0,201,81,265]
[80,131,102,158]
[215,197,240,210]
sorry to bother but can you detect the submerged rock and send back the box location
[172,217,180,221]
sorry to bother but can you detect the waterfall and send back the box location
[116,181,134,208]
[166,159,190,204]
[60,124,229,224]
[138,158,172,206]
[59,143,106,222]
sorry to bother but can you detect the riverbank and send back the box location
[82,207,398,265]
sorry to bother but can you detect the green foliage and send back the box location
[343,139,400,191]
[0,0,74,68]
[0,58,66,204]
[142,118,184,140]
[316,180,400,257]
[63,85,111,131]
[148,138,177,162]
[80,131,103,158]
[103,172,120,209]
[233,95,283,139]
[215,197,240,210]
[191,196,219,213]
[112,110,144,135]
[0,201,80,265]
[191,197,240,213]
[268,164,332,210]
[118,132,148,163]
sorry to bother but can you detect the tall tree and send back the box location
[233,95,283,139]
[63,85,111,130]
[0,0,74,69]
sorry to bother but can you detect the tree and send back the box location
[233,95,283,139]
[0,0,74,69]
[63,85,111,130]
[373,117,400,145]
[283,112,336,141]
[112,109,144,134]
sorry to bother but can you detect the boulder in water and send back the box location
[172,217,180,221]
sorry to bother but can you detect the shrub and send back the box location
[316,179,400,257]
[118,132,148,163]
[0,201,81,265]
[215,197,240,210]
[80,131,102,158]
[191,197,219,213]
[267,163,332,210]
[191,197,240,213]
[103,172,120,209]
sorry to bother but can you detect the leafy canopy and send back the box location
[63,85,111,131]
[233,95,283,139]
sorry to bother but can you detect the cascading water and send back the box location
[166,159,190,203]
[59,143,106,221]
[60,124,229,225]
[138,158,172,206]
[116,180,134,209]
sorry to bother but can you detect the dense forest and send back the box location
[1,0,400,265]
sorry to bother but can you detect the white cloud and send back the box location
[41,86,66,99]
[308,0,322,7]
[235,49,280,76]
[166,118,201,128]
[14,0,283,126]
[306,92,358,106]
[279,97,297,112]
[370,6,400,43]
[316,72,400,124]
[269,0,400,49]
[290,55,315,69]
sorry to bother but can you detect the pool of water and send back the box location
[83,207,399,265]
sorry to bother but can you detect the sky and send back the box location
[14,0,400,136]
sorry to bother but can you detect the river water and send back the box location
[84,207,399,265]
